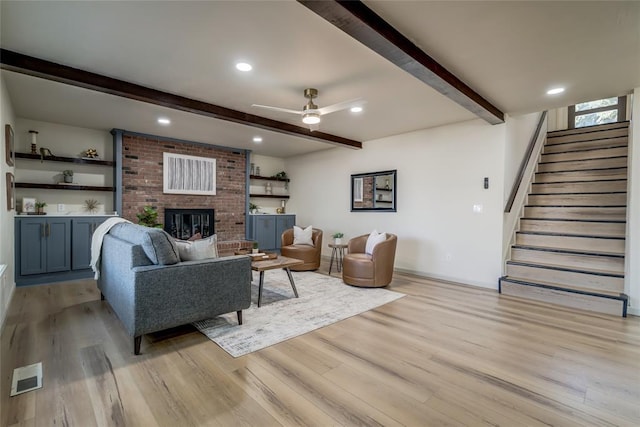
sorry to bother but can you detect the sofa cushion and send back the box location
[175,234,218,261]
[108,223,180,265]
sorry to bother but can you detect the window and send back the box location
[568,96,626,129]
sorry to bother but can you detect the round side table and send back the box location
[328,243,348,275]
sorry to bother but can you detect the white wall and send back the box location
[285,119,506,289]
[626,87,639,315]
[0,74,16,328]
[13,119,114,214]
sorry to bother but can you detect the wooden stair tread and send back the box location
[532,178,626,184]
[538,155,627,165]
[520,217,625,223]
[546,121,629,137]
[516,230,624,240]
[541,145,628,155]
[511,244,625,258]
[500,276,626,299]
[529,191,626,195]
[506,260,624,278]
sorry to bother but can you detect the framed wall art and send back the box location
[163,152,216,195]
[6,172,14,211]
[22,197,36,214]
[5,124,14,167]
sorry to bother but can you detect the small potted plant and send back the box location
[249,202,259,214]
[332,232,344,245]
[252,241,259,254]
[35,201,47,215]
[136,205,163,228]
[62,169,74,183]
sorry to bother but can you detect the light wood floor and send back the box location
[2,261,639,426]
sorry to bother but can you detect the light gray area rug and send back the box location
[193,270,404,357]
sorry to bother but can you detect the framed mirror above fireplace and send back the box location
[164,208,214,240]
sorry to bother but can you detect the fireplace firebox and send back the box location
[164,209,214,240]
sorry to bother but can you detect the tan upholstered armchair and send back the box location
[280,228,323,271]
[342,233,397,287]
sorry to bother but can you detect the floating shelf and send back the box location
[15,152,115,166]
[250,175,290,182]
[249,194,290,199]
[16,183,115,192]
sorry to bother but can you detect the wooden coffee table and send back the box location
[251,256,304,307]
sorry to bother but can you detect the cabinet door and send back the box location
[255,216,276,250]
[46,218,71,273]
[19,218,47,276]
[72,218,104,270]
[275,215,296,249]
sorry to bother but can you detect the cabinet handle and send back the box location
[41,223,45,238]
[46,223,51,237]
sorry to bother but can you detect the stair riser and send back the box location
[535,169,627,183]
[541,146,627,163]
[510,248,625,274]
[500,280,625,316]
[519,220,626,237]
[537,157,627,173]
[523,206,627,221]
[516,233,625,253]
[506,264,624,293]
[543,137,627,154]
[531,181,627,194]
[546,128,629,145]
[528,193,627,206]
[547,122,629,137]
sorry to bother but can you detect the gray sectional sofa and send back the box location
[97,223,251,354]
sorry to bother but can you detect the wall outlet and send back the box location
[57,204,65,212]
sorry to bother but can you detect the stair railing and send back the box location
[504,110,548,213]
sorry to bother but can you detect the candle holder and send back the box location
[29,130,38,154]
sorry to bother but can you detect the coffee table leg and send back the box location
[258,271,265,307]
[284,268,299,298]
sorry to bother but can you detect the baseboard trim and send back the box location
[394,267,497,290]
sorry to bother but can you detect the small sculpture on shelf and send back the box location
[39,147,54,163]
[84,199,100,213]
[62,169,74,183]
[84,148,99,159]
[29,130,38,154]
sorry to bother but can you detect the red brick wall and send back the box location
[121,135,246,241]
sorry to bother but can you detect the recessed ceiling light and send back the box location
[546,87,565,95]
[157,118,171,125]
[350,106,363,113]
[252,136,263,143]
[236,62,252,72]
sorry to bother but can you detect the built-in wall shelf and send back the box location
[250,175,290,182]
[16,183,115,192]
[15,152,115,167]
[249,194,290,199]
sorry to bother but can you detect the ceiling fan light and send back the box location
[302,113,320,125]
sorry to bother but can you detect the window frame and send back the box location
[568,96,626,129]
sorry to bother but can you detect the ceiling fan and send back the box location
[252,88,362,130]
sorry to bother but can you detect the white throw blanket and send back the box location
[90,217,131,279]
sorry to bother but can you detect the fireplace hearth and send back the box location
[164,209,214,240]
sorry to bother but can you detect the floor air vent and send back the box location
[10,362,43,396]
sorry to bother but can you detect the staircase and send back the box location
[500,121,630,316]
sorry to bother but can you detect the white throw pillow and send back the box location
[365,230,387,255]
[293,225,314,246]
[175,234,218,261]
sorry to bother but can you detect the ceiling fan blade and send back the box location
[318,98,363,115]
[251,104,302,115]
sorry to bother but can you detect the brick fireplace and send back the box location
[121,134,247,242]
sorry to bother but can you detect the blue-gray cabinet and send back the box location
[72,217,109,270]
[15,216,112,286]
[248,214,295,251]
[19,217,72,276]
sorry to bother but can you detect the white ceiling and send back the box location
[1,1,638,158]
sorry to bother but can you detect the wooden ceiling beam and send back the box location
[0,48,362,149]
[298,0,504,125]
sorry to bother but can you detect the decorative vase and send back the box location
[335,238,342,245]
[252,248,259,254]
[64,175,73,183]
